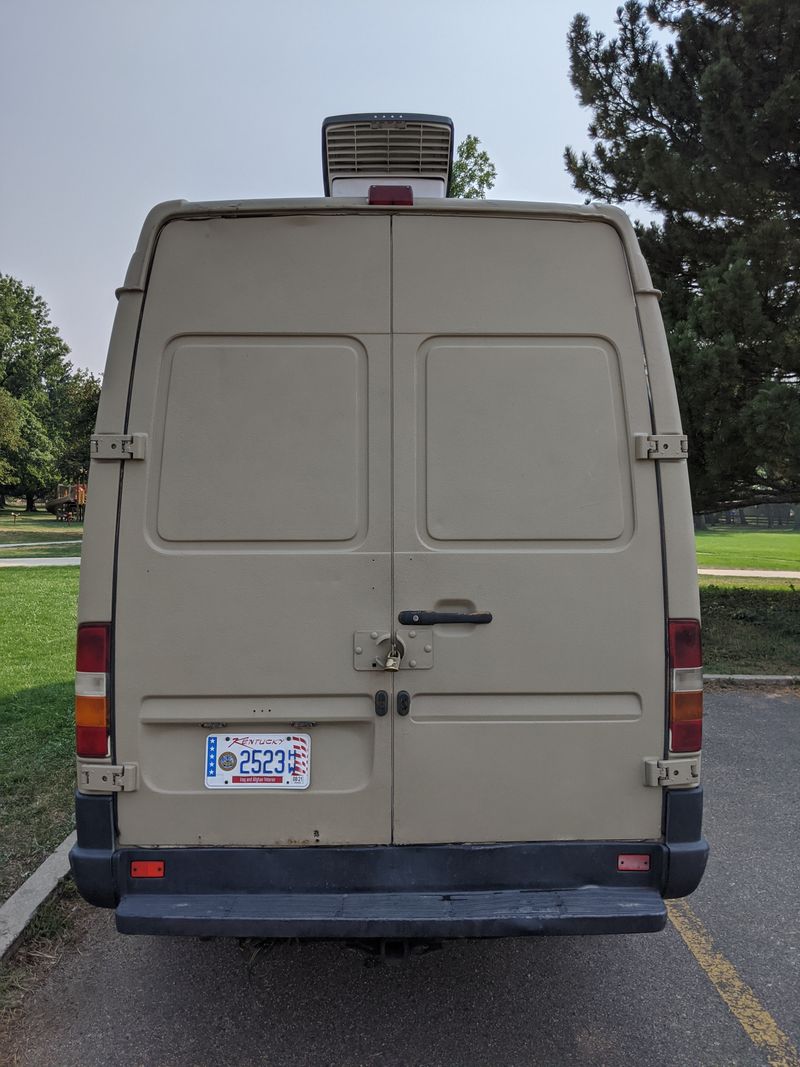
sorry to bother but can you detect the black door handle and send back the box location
[374,691,389,717]
[398,610,493,626]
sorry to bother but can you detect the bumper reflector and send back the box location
[618,854,651,872]
[131,861,165,879]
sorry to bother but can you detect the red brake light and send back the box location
[76,624,110,673]
[668,619,703,753]
[671,719,703,752]
[368,184,413,205]
[75,725,109,758]
[76,623,111,759]
[668,619,702,668]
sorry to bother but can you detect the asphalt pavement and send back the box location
[5,689,800,1067]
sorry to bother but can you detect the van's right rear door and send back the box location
[390,214,667,845]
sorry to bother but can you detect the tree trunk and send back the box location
[0,493,5,509]
[693,513,707,530]
[25,493,36,512]
[738,508,747,525]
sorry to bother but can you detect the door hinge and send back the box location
[634,433,688,460]
[90,433,147,461]
[643,756,700,788]
[78,762,139,793]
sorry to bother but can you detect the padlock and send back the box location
[384,649,401,672]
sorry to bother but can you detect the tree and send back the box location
[450,135,497,198]
[54,368,101,483]
[0,274,98,508]
[2,398,60,510]
[565,0,800,513]
[0,388,22,482]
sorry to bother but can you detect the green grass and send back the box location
[695,529,800,571]
[0,543,82,560]
[700,584,799,674]
[0,568,78,904]
[0,507,83,560]
[698,575,796,591]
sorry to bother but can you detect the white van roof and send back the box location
[120,198,658,297]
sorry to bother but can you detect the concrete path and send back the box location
[0,556,81,567]
[698,567,800,578]
[0,540,82,549]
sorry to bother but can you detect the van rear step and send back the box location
[116,886,666,938]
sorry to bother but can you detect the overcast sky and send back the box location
[1,0,631,376]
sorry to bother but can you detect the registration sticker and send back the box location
[204,733,310,790]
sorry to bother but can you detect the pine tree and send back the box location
[565,0,800,512]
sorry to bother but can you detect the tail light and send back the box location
[76,623,110,758]
[368,184,414,205]
[668,619,703,752]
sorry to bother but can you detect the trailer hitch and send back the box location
[347,939,443,967]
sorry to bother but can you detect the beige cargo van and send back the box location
[70,114,707,940]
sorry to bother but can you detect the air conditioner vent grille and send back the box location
[325,121,452,180]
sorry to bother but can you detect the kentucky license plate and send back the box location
[204,733,310,789]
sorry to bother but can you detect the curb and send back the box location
[705,674,800,687]
[0,832,76,960]
[698,568,800,579]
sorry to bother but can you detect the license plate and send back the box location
[204,733,310,789]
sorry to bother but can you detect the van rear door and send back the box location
[113,214,394,847]
[390,215,666,844]
[113,207,667,851]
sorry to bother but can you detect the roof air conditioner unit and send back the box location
[322,113,454,198]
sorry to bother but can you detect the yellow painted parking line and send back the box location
[668,899,800,1067]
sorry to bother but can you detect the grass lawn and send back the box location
[0,567,78,904]
[0,507,83,559]
[695,528,800,571]
[699,576,799,675]
[0,543,82,560]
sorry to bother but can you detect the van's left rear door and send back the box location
[113,213,393,847]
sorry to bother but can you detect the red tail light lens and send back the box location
[75,723,109,758]
[669,619,702,668]
[76,624,109,673]
[76,623,111,759]
[368,184,413,205]
[668,619,703,752]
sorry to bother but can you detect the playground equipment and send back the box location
[46,483,87,521]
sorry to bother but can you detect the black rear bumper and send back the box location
[115,886,667,938]
[70,789,708,939]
